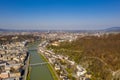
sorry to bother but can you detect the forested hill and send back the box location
[47,33,120,80]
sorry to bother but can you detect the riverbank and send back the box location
[26,66,31,80]
[23,54,30,80]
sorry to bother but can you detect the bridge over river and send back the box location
[30,62,50,66]
[28,42,54,80]
[29,48,37,51]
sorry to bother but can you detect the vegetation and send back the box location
[47,33,120,80]
[26,67,31,80]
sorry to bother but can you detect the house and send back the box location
[77,71,86,77]
[63,76,69,80]
[85,73,92,79]
[60,74,65,79]
[9,72,21,78]
[5,66,11,71]
[12,64,21,70]
[13,58,20,62]
[79,76,86,80]
[77,65,86,72]
[48,58,55,64]
[68,60,75,65]
[54,64,60,71]
[76,65,87,77]
[51,41,59,46]
[58,55,64,60]
[0,62,6,67]
[64,56,68,60]
[0,72,9,79]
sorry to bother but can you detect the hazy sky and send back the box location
[0,0,120,30]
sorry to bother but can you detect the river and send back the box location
[28,42,54,80]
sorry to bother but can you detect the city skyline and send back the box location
[0,0,120,30]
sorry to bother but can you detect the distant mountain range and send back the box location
[0,29,47,32]
[103,27,120,32]
[0,27,120,32]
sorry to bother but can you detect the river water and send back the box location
[28,42,53,80]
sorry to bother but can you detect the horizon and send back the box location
[0,0,120,30]
[0,26,120,31]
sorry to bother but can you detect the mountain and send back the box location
[0,28,47,32]
[104,27,120,32]
[0,28,9,31]
[0,28,20,32]
[0,27,120,32]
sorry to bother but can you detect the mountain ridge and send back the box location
[104,27,120,32]
[0,27,120,32]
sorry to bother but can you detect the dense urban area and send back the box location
[0,31,120,80]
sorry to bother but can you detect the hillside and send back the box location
[47,33,120,80]
[104,27,120,32]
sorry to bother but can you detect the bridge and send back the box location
[30,62,50,66]
[29,48,38,51]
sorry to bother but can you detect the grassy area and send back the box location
[39,53,59,80]
[26,67,31,80]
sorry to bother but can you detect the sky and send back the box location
[0,0,120,30]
